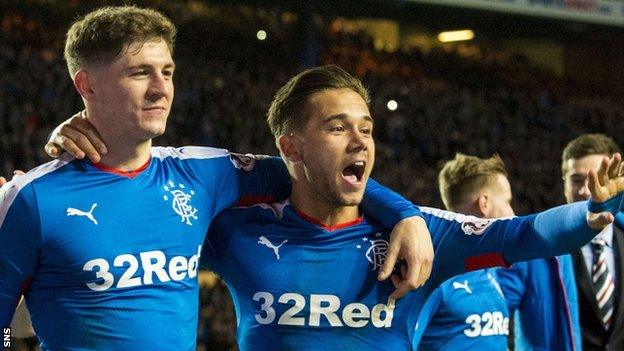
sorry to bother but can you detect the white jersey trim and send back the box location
[419,206,515,236]
[419,206,474,224]
[419,206,514,223]
[151,146,229,161]
[0,154,74,226]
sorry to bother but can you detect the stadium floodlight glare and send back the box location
[437,29,475,43]
[256,30,267,41]
[387,100,398,111]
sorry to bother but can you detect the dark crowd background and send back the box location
[2,1,623,350]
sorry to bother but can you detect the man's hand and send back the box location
[587,153,624,229]
[45,110,107,163]
[0,170,25,186]
[379,216,434,299]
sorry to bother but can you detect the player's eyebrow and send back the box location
[322,113,373,124]
[126,63,176,71]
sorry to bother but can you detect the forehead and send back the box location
[304,88,370,124]
[564,154,605,176]
[114,39,173,67]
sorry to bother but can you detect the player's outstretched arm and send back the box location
[424,153,624,286]
[45,110,107,163]
[506,153,624,259]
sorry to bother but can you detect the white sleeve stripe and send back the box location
[150,146,230,161]
[0,154,74,226]
[419,206,472,223]
[418,206,515,224]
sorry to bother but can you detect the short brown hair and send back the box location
[561,134,621,174]
[438,153,508,211]
[64,5,176,76]
[267,65,370,137]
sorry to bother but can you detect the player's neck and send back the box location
[290,189,360,228]
[96,138,152,171]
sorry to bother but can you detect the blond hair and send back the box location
[438,153,508,211]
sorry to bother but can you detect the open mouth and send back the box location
[342,161,366,184]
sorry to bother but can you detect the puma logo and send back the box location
[258,236,288,260]
[452,280,472,294]
[67,203,98,225]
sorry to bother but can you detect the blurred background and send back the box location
[2,0,623,349]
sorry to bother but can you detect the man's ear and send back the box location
[476,194,489,218]
[74,70,95,100]
[278,134,302,163]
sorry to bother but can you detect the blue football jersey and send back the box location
[0,146,422,350]
[0,147,292,350]
[496,256,581,351]
[202,201,599,351]
[416,269,509,350]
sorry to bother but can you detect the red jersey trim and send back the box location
[293,207,363,232]
[92,158,151,178]
[464,253,511,271]
[18,278,32,297]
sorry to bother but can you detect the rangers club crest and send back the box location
[162,181,198,226]
[355,234,388,271]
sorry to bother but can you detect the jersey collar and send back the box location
[91,158,151,178]
[291,205,364,232]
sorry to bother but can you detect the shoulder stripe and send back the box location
[151,146,229,161]
[0,154,74,225]
[419,206,515,223]
[419,206,473,223]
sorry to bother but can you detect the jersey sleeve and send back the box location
[199,218,223,273]
[0,184,41,326]
[179,146,291,214]
[199,209,238,275]
[422,200,598,286]
[495,263,528,313]
[360,178,422,228]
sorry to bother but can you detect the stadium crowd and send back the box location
[2,2,623,350]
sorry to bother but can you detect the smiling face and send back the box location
[85,39,175,143]
[294,88,375,209]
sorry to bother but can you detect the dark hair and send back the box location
[267,65,370,137]
[64,5,176,75]
[561,134,621,174]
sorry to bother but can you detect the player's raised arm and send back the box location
[424,153,624,286]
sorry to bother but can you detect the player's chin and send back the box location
[337,191,365,207]
[142,122,167,138]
